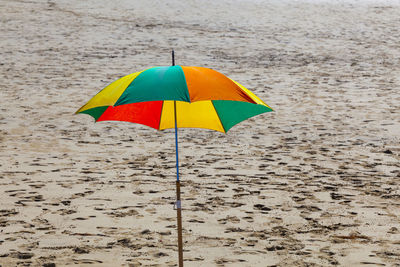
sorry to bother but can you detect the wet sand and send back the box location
[1,0,400,266]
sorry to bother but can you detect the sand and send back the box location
[1,0,400,266]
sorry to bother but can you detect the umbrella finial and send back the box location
[172,49,175,66]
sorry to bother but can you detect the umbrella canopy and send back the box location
[76,66,273,132]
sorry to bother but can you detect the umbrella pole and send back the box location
[172,50,184,267]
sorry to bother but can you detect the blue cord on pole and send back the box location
[174,100,180,182]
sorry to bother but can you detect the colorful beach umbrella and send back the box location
[76,51,273,266]
[76,68,272,133]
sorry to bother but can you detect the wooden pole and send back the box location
[176,180,183,267]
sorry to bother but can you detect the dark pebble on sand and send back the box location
[61,200,71,206]
[266,245,285,251]
[14,252,34,259]
[154,252,168,257]
[330,192,343,200]
[73,247,89,254]
[253,204,271,211]
[117,238,131,245]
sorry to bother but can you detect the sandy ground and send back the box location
[1,0,400,266]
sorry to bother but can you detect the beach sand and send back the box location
[1,0,400,266]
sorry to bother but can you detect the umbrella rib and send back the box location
[210,100,226,133]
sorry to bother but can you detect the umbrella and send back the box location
[76,51,273,266]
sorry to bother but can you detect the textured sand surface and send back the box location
[1,0,400,266]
